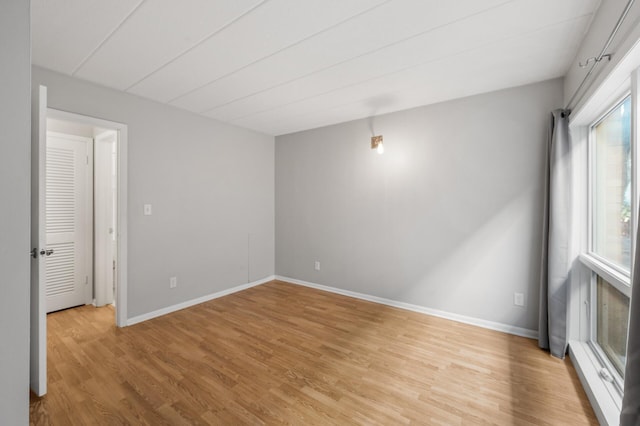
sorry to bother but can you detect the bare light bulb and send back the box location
[371,135,383,154]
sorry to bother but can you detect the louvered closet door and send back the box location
[46,132,91,313]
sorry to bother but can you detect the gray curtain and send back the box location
[539,109,572,359]
[621,228,640,424]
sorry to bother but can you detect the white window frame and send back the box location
[568,65,640,426]
[585,93,635,277]
[580,90,634,402]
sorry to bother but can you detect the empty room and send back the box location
[3,0,640,425]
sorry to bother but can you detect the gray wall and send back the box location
[33,67,275,318]
[0,0,31,423]
[276,79,563,331]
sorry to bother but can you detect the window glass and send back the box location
[596,275,630,377]
[593,96,632,270]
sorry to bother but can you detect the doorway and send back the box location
[30,88,128,397]
[45,109,128,325]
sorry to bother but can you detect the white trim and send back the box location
[632,67,640,264]
[116,126,128,327]
[276,276,538,339]
[94,130,117,307]
[579,253,632,298]
[128,275,538,338]
[588,339,625,395]
[568,126,590,343]
[571,34,640,125]
[126,275,276,326]
[46,108,129,327]
[569,340,622,426]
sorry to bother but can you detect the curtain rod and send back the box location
[565,0,636,112]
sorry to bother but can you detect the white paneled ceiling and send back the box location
[32,0,600,136]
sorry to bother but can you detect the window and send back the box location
[583,95,633,391]
[592,96,632,271]
[596,276,630,377]
[568,47,640,426]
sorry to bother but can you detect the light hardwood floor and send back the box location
[30,280,597,425]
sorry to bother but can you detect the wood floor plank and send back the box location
[30,280,597,425]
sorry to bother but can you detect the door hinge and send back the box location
[85,276,89,285]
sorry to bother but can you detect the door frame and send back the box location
[94,130,118,308]
[47,108,128,327]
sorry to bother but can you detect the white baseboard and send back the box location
[126,275,276,326]
[275,275,538,340]
[126,274,538,340]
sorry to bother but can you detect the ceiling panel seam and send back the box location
[165,0,395,105]
[31,0,600,136]
[200,0,516,116]
[123,0,270,93]
[227,14,591,124]
[71,0,146,76]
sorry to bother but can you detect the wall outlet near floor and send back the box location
[314,261,320,271]
[514,292,524,307]
[169,276,177,288]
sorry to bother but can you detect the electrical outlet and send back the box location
[169,276,177,288]
[514,292,524,307]
[144,204,152,216]
[314,261,320,271]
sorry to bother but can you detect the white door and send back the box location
[45,132,92,313]
[30,85,47,396]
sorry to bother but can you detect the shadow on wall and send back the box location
[308,181,544,330]
[391,187,543,326]
[276,83,560,332]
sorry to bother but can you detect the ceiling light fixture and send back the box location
[371,135,384,154]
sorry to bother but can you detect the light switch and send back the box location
[143,204,152,216]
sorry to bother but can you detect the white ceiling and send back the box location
[32,0,600,136]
